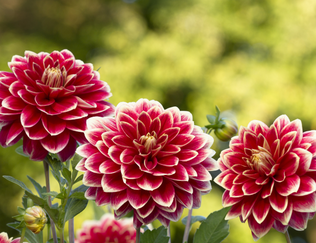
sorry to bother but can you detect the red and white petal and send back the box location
[248,214,275,239]
[288,211,309,231]
[292,193,316,213]
[137,173,163,191]
[252,198,270,224]
[151,180,175,207]
[269,190,288,213]
[41,131,70,154]
[275,174,300,196]
[293,176,316,196]
[127,188,151,209]
[101,173,127,192]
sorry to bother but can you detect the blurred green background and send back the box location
[1,0,316,242]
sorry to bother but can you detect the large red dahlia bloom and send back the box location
[75,214,136,243]
[0,50,114,161]
[214,115,316,239]
[76,99,218,226]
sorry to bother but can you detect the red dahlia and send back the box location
[75,214,136,243]
[76,99,218,227]
[0,50,114,161]
[214,115,316,239]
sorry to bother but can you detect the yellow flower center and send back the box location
[140,132,157,153]
[42,66,67,88]
[246,147,274,174]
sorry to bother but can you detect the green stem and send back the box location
[285,230,291,243]
[43,159,58,243]
[59,228,64,243]
[47,221,51,242]
[19,227,26,243]
[167,224,171,243]
[182,208,192,243]
[136,227,141,243]
[69,218,75,243]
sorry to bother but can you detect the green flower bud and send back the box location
[214,118,238,141]
[23,206,47,234]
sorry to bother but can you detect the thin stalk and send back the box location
[59,228,64,243]
[285,230,291,243]
[167,224,171,243]
[47,222,51,242]
[182,208,193,243]
[19,227,26,243]
[43,160,58,243]
[136,227,141,243]
[68,218,75,243]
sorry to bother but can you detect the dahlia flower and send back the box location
[0,50,114,161]
[214,115,316,239]
[0,232,25,243]
[76,99,218,227]
[75,214,136,243]
[24,206,47,234]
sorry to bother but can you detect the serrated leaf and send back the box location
[193,207,230,243]
[73,174,83,184]
[140,226,169,243]
[55,192,66,199]
[46,156,63,173]
[69,191,86,200]
[15,145,29,157]
[3,175,32,193]
[70,153,82,169]
[25,191,59,223]
[42,192,59,198]
[64,185,88,222]
[182,215,206,226]
[8,222,43,243]
[27,176,46,198]
[62,167,71,184]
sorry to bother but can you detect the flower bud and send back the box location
[23,206,47,234]
[214,118,238,141]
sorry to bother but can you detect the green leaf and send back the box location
[73,174,83,184]
[182,215,206,226]
[27,175,46,198]
[69,191,86,200]
[15,145,29,157]
[206,115,216,124]
[3,175,32,193]
[70,153,82,169]
[17,206,25,214]
[62,167,71,184]
[8,222,43,243]
[140,226,169,243]
[64,185,88,222]
[25,191,59,224]
[193,207,230,243]
[12,214,24,221]
[42,191,59,198]
[47,155,63,173]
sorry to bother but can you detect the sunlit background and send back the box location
[1,0,316,242]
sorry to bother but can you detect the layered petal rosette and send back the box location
[214,115,316,239]
[76,99,218,226]
[75,214,136,243]
[0,50,114,161]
